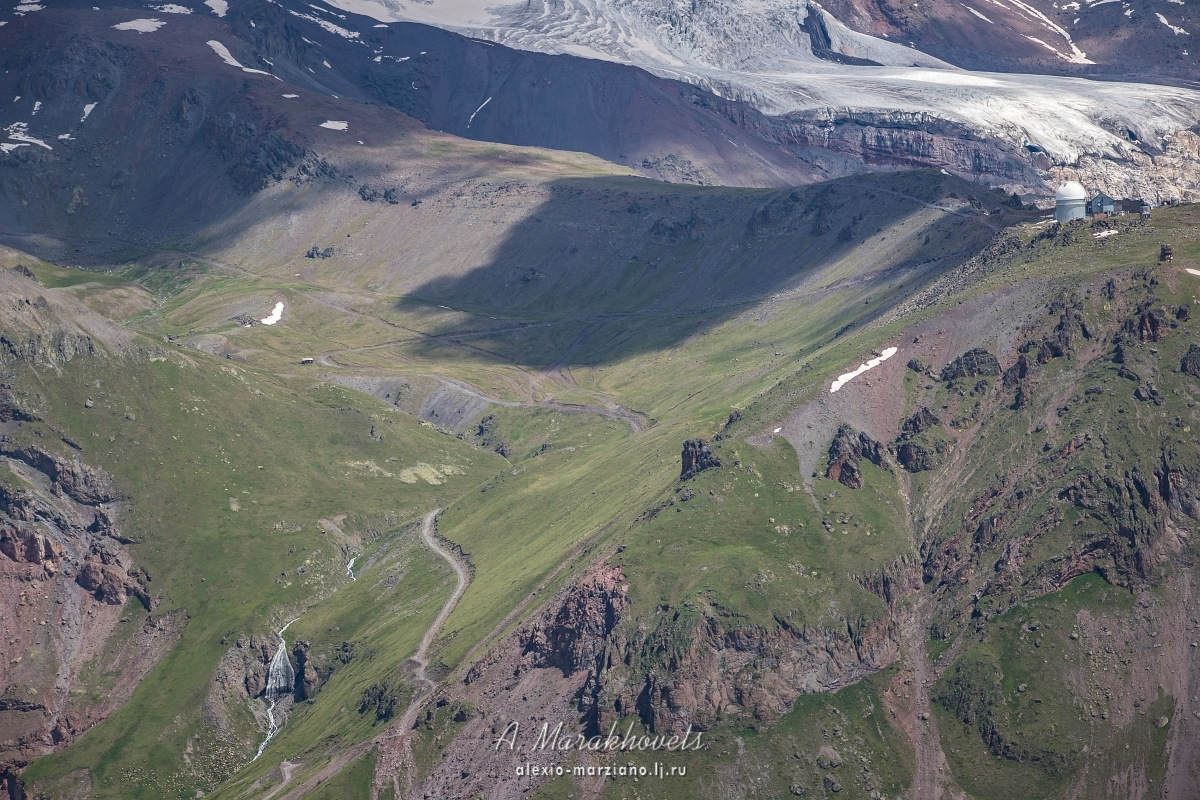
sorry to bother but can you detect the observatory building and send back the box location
[1055,181,1088,223]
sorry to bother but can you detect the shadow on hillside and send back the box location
[399,169,1020,367]
[0,10,1025,373]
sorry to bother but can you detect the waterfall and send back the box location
[346,556,357,581]
[253,619,296,760]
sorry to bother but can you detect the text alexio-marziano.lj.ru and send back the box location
[494,720,703,780]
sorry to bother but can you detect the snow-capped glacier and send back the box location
[322,0,1200,198]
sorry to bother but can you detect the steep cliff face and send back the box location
[679,439,722,481]
[593,605,903,735]
[0,417,172,777]
[395,556,910,800]
[520,566,628,678]
[0,266,180,782]
[388,565,630,800]
[921,280,1198,620]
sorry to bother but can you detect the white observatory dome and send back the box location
[1055,181,1087,202]
[1054,181,1088,223]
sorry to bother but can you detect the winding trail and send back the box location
[275,509,469,800]
[435,375,652,433]
[397,509,469,730]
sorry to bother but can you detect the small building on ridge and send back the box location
[1088,192,1116,217]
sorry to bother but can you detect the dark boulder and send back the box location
[1002,354,1029,390]
[1124,301,1170,343]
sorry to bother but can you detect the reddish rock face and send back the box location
[0,430,163,779]
[0,525,64,567]
[521,566,628,678]
[1127,302,1170,343]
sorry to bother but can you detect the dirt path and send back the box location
[398,509,470,726]
[275,509,468,800]
[258,760,299,800]
[435,375,652,433]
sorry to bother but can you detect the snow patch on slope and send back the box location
[261,302,284,325]
[205,0,227,17]
[467,96,491,128]
[5,122,51,150]
[831,347,898,393]
[207,40,273,75]
[288,9,359,38]
[963,5,995,22]
[1156,12,1190,33]
[112,18,166,32]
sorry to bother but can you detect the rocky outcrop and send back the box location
[0,444,115,507]
[1001,353,1029,390]
[940,348,1001,381]
[1181,344,1200,379]
[826,425,888,488]
[474,414,512,458]
[1123,301,1173,343]
[213,635,286,700]
[895,440,939,472]
[292,641,321,700]
[471,562,901,741]
[856,554,922,606]
[0,526,64,570]
[892,407,948,472]
[520,567,627,677]
[594,607,902,736]
[0,386,37,424]
[680,439,721,480]
[898,407,939,439]
[0,329,95,368]
[291,639,353,701]
[1034,297,1092,362]
[1154,449,1200,522]
[202,105,307,195]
